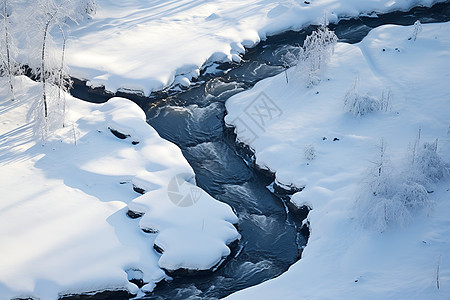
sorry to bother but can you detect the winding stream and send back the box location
[70,2,450,299]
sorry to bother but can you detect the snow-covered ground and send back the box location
[0,77,238,299]
[2,1,449,300]
[224,21,450,299]
[66,0,446,94]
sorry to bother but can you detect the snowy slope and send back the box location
[0,77,238,299]
[224,22,450,300]
[66,0,446,95]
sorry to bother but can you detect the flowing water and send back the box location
[70,2,450,299]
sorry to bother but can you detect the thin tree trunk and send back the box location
[3,0,14,99]
[41,12,56,118]
[41,21,49,118]
[58,24,66,127]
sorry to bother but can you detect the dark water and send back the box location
[69,2,450,300]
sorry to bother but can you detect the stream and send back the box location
[70,2,450,299]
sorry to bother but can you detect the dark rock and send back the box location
[273,181,304,197]
[132,185,146,194]
[59,290,135,300]
[126,210,144,219]
[109,127,130,140]
[141,227,159,234]
[129,278,144,288]
[299,219,311,240]
[154,243,164,254]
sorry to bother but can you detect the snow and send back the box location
[224,21,450,299]
[2,1,450,299]
[0,77,238,299]
[66,0,446,95]
[129,180,239,271]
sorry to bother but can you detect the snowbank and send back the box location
[224,22,450,299]
[66,0,446,95]
[0,76,238,299]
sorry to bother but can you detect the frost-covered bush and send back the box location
[344,80,390,117]
[408,20,422,41]
[304,144,316,161]
[281,46,300,83]
[80,0,97,17]
[344,90,380,117]
[356,139,447,232]
[357,168,412,231]
[359,193,412,231]
[300,26,338,73]
[409,140,449,189]
[357,169,427,231]
[280,25,337,86]
[281,46,299,69]
[396,181,431,209]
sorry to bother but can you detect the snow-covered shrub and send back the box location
[344,80,390,117]
[279,25,337,86]
[344,90,380,117]
[80,0,97,17]
[296,25,338,87]
[396,181,431,209]
[281,46,299,69]
[409,140,449,188]
[304,144,316,161]
[408,20,422,41]
[356,138,447,231]
[359,194,412,232]
[357,168,412,231]
[281,47,299,84]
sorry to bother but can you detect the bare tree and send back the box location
[25,0,96,137]
[0,0,19,99]
[40,5,57,119]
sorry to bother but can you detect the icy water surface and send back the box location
[69,2,450,299]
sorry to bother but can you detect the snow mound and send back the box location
[129,184,239,271]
